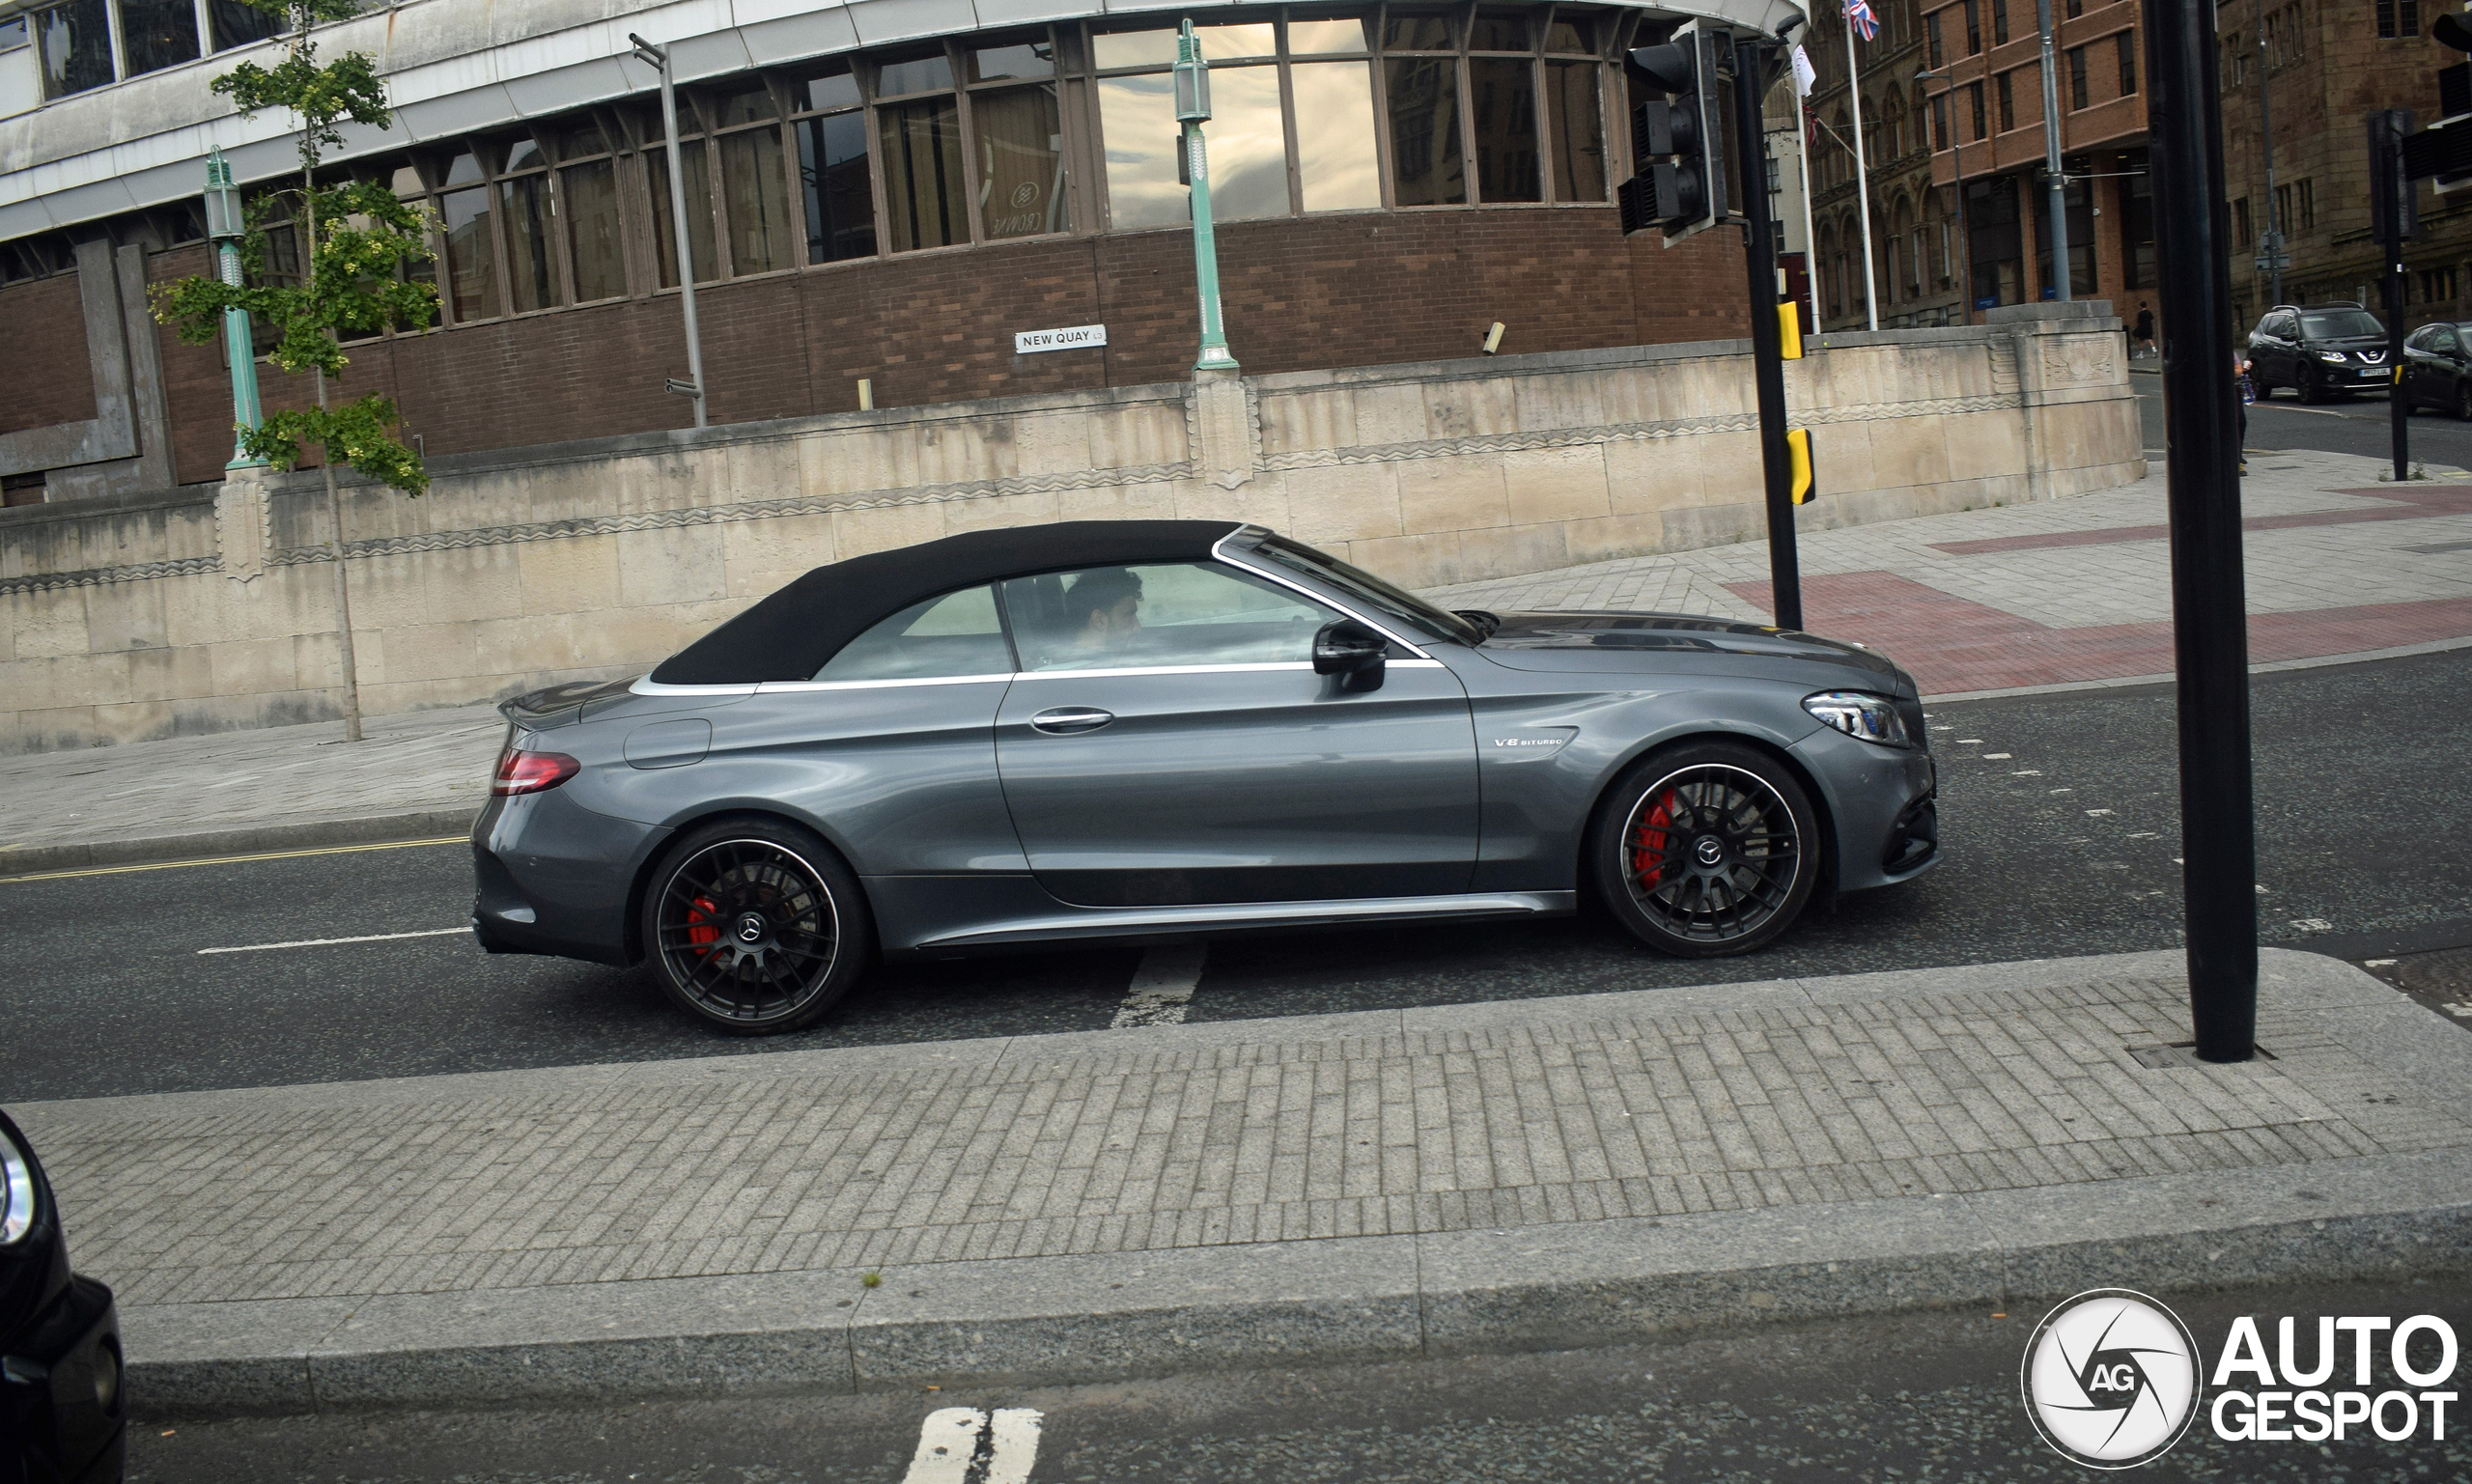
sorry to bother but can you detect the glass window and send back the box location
[504,137,544,172]
[814,586,1013,682]
[1468,10,1528,51]
[1250,536,1479,644]
[649,140,719,284]
[2118,33,2137,95]
[1289,16,1370,54]
[120,0,201,76]
[439,185,498,321]
[443,151,485,187]
[1203,66,1289,222]
[878,97,967,251]
[799,112,878,263]
[1544,15,1595,53]
[557,120,607,159]
[1387,57,1465,205]
[1293,61,1381,210]
[1097,73,1187,230]
[969,40,1054,82]
[878,45,954,97]
[1092,27,1178,69]
[499,171,558,312]
[1544,61,1602,202]
[1196,21,1278,60]
[972,84,1069,239]
[1470,58,1539,203]
[0,16,24,50]
[1000,563,1334,672]
[721,126,794,271]
[209,0,281,50]
[715,85,776,127]
[36,0,112,98]
[1383,11,1458,50]
[795,59,861,112]
[562,158,626,300]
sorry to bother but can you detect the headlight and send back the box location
[1,1126,35,1246]
[2318,350,2349,363]
[1804,690,1910,747]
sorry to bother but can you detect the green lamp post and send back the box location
[1174,20,1238,373]
[203,147,267,469]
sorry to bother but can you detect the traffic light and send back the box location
[1618,24,1728,243]
[2370,108,2419,242]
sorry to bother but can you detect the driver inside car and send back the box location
[1062,567,1144,655]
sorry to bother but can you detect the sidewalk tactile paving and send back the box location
[31,975,2468,1309]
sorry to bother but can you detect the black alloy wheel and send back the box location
[1590,742,1820,959]
[2298,371,2327,405]
[641,818,872,1033]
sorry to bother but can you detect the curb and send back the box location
[0,809,477,878]
[86,947,2472,1417]
[121,1150,2472,1416]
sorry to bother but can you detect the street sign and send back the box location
[2253,253,2291,271]
[1015,323,1107,354]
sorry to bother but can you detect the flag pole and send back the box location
[1842,14,1881,330]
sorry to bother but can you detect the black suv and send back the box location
[2246,303,2393,403]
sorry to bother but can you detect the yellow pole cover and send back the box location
[1787,428,1813,504]
[1779,300,1803,359]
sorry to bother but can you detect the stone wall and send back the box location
[0,302,2140,754]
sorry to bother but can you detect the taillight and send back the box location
[492,746,580,796]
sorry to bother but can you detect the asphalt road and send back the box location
[2132,370,2472,468]
[7,649,2469,1103]
[131,1274,2472,1482]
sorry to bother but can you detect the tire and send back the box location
[639,817,873,1033]
[2455,382,2472,422]
[2298,373,2326,405]
[1588,742,1821,959]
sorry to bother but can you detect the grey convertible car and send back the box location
[472,520,1937,1031]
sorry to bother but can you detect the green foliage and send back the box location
[148,0,435,496]
[245,397,428,494]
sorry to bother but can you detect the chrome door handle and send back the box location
[1029,707,1114,735]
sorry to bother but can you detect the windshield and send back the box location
[2301,311,2384,339]
[1246,536,1483,646]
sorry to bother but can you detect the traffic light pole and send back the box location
[1732,35,1804,632]
[2144,0,2258,1062]
[2372,112,2411,482]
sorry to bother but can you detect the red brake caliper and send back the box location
[1631,792,1676,887]
[686,894,722,955]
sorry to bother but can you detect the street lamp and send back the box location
[1916,68,1976,325]
[629,32,708,429]
[203,147,267,469]
[1173,20,1238,373]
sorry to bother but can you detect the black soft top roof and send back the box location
[650,519,1250,685]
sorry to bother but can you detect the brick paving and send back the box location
[25,973,2467,1310]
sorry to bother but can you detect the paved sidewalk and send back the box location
[5,448,2468,873]
[14,948,2472,1412]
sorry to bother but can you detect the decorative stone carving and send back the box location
[214,466,271,584]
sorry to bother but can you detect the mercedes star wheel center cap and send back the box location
[736,914,767,944]
[1695,835,1727,868]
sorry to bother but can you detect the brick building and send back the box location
[1800,0,2157,330]
[0,0,1766,508]
[2217,0,2472,337]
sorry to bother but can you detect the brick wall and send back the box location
[25,208,1752,491]
[0,274,98,435]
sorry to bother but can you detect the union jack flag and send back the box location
[1843,0,1881,42]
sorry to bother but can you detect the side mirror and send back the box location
[1312,618,1388,692]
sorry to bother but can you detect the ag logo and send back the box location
[2021,1289,2201,1469]
[1009,182,1040,208]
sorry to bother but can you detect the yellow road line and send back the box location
[0,835,468,884]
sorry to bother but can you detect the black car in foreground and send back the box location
[2399,319,2472,420]
[1,1111,122,1484]
[2246,302,2393,403]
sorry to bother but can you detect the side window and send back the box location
[812,584,1012,682]
[2267,312,2297,339]
[1000,562,1335,672]
[2436,327,2461,355]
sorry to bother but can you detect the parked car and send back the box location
[1,1110,124,1484]
[2399,320,2472,420]
[2246,303,2393,403]
[471,521,1940,1032]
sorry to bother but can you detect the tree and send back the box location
[151,0,436,742]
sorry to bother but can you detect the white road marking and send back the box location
[898,1406,1043,1483]
[902,1409,985,1483]
[2289,917,2334,933]
[197,927,468,955]
[983,1409,1045,1484]
[1112,943,1208,1029]
[2367,958,2399,967]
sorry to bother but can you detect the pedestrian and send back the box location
[2234,345,2252,476]
[2132,302,2156,359]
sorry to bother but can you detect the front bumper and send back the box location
[1789,724,1939,894]
[470,786,669,967]
[3,1274,124,1484]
